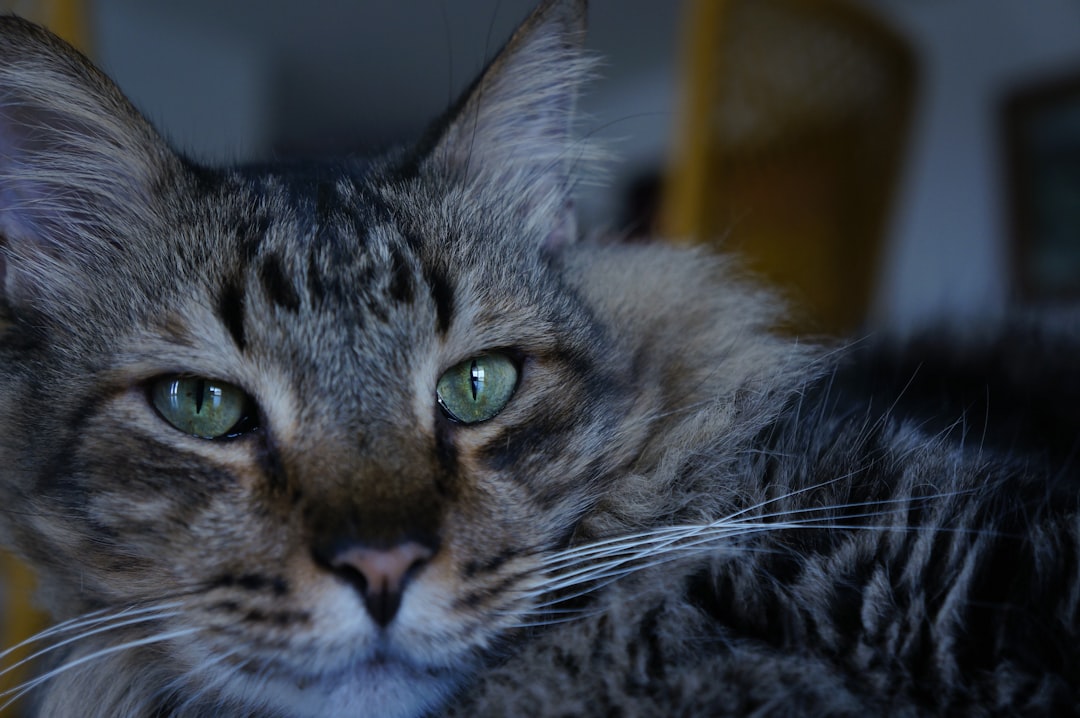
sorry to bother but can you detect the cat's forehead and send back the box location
[201,168,396,303]
[210,162,507,268]
[179,163,563,371]
[199,169,417,326]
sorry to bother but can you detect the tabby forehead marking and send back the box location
[259,252,302,312]
[218,279,247,351]
[423,261,455,335]
[388,244,416,305]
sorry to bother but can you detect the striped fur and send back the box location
[0,2,1078,716]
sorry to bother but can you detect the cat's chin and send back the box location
[172,575,490,716]
[216,654,463,718]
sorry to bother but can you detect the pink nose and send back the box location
[323,541,435,627]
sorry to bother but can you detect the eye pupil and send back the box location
[437,353,517,424]
[470,359,483,400]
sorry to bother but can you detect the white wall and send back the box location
[867,0,1080,334]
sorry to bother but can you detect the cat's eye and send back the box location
[436,353,518,424]
[149,376,255,439]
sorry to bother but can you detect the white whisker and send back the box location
[720,469,870,523]
[0,606,185,683]
[0,601,185,665]
[0,628,199,713]
[524,488,990,614]
[540,491,939,574]
[513,608,605,629]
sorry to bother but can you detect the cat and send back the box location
[0,0,1079,716]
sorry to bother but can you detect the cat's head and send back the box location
[0,1,797,714]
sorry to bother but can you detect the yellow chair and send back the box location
[1,0,89,49]
[664,0,917,335]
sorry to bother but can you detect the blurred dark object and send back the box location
[663,0,916,335]
[619,172,664,241]
[1004,72,1080,303]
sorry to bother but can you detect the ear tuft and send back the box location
[424,0,595,248]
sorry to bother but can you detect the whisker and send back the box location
[528,506,992,610]
[512,607,606,630]
[720,468,871,523]
[544,508,976,590]
[525,543,806,615]
[0,627,199,713]
[0,606,113,664]
[529,543,737,610]
[541,525,696,567]
[540,489,957,573]
[0,605,185,683]
[0,601,185,665]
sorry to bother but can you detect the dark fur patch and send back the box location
[632,604,667,686]
[388,244,415,304]
[455,571,521,612]
[433,422,459,499]
[364,291,390,324]
[210,573,289,597]
[305,250,328,306]
[478,404,577,476]
[233,213,271,263]
[243,608,309,626]
[255,432,289,495]
[423,263,454,334]
[315,179,337,217]
[258,253,301,312]
[218,280,246,351]
[832,331,1080,463]
[462,548,520,579]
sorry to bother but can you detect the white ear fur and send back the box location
[428,0,593,249]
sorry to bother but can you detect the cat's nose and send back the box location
[315,540,435,627]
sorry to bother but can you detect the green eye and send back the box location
[436,353,518,424]
[150,376,254,439]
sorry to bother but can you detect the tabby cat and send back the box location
[0,1,1077,716]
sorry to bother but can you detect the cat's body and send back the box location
[451,327,1080,715]
[0,1,1077,716]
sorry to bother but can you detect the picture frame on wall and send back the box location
[1003,72,1080,302]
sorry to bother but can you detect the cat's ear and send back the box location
[0,17,177,314]
[425,0,592,249]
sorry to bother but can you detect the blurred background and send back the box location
[2,0,1080,708]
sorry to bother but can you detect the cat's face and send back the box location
[50,182,630,715]
[0,1,654,714]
